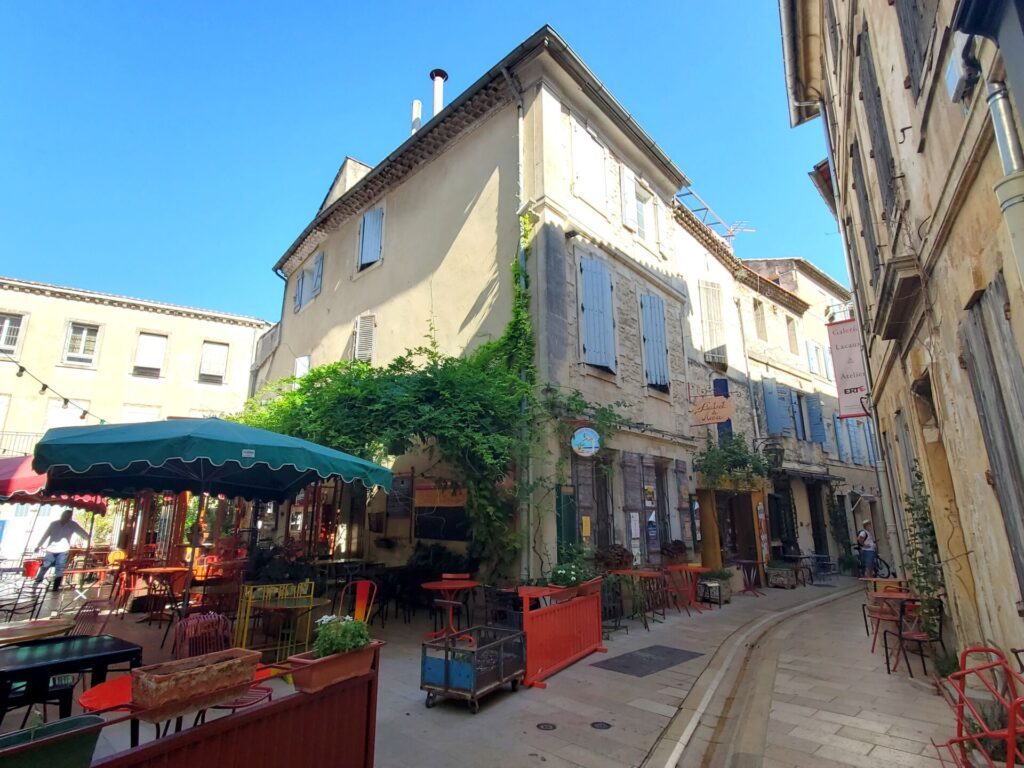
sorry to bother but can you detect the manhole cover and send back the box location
[590,721,612,730]
[536,723,557,731]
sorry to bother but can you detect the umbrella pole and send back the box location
[181,495,204,615]
[85,513,95,562]
[22,504,43,564]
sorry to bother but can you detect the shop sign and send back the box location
[827,319,869,417]
[691,395,734,425]
[571,427,601,457]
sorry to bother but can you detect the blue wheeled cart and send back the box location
[420,625,525,713]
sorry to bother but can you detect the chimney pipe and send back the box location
[430,68,448,117]
[411,99,422,135]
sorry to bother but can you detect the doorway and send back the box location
[807,482,829,555]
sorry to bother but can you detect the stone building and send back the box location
[779,0,1024,650]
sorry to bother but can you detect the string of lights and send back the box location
[2,353,106,424]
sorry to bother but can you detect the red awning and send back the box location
[0,456,107,514]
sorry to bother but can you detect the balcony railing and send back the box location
[0,432,42,458]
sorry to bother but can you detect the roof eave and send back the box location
[778,0,822,127]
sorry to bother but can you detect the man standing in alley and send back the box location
[857,518,876,578]
[34,508,89,591]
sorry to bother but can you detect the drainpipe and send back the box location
[987,82,1024,285]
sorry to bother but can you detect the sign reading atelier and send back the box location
[827,319,870,418]
[691,395,735,425]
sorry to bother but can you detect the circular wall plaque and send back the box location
[570,427,601,457]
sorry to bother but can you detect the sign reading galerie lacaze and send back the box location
[827,319,869,418]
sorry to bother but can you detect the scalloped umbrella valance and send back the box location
[0,456,108,514]
[32,418,392,502]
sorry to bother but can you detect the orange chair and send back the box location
[335,579,377,622]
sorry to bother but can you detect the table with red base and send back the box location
[735,560,766,597]
[421,579,479,640]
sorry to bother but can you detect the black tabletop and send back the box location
[0,634,142,677]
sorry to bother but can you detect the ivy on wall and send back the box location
[693,435,770,490]
[904,460,945,638]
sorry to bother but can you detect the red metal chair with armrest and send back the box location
[334,579,377,622]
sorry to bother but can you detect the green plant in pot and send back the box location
[764,560,797,589]
[698,567,734,603]
[287,615,384,694]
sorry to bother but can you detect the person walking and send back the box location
[34,508,89,591]
[857,518,877,578]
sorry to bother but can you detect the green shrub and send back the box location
[313,616,371,658]
[700,568,734,581]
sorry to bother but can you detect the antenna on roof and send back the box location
[676,186,755,243]
[724,220,757,240]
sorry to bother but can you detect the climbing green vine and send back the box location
[693,435,770,489]
[904,460,945,638]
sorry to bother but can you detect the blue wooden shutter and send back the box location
[580,258,616,371]
[807,393,826,444]
[825,348,834,381]
[865,419,877,465]
[311,252,324,298]
[806,341,820,375]
[641,294,669,388]
[848,418,865,464]
[293,271,304,313]
[359,207,384,268]
[763,378,783,435]
[834,413,850,461]
[823,414,835,454]
[791,390,805,441]
[777,382,794,437]
[713,378,732,441]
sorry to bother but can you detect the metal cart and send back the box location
[420,625,525,713]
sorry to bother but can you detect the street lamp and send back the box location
[753,437,785,470]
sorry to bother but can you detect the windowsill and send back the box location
[582,363,618,386]
[57,362,97,371]
[352,260,383,281]
[646,386,671,403]
[196,380,225,386]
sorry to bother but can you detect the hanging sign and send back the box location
[691,395,735,425]
[827,319,869,417]
[571,427,601,457]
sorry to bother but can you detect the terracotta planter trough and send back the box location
[288,639,384,694]
[131,648,261,722]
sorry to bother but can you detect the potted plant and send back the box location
[699,568,735,603]
[0,712,104,768]
[288,615,384,693]
[765,561,798,589]
[838,552,860,575]
[548,562,587,598]
[660,540,689,565]
[594,545,634,572]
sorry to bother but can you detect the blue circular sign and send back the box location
[571,427,601,457]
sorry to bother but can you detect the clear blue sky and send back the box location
[0,1,841,321]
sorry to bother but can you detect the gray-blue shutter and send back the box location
[311,252,324,297]
[293,271,304,313]
[806,341,820,375]
[825,348,834,381]
[834,412,851,461]
[791,390,806,441]
[823,415,835,454]
[777,381,794,437]
[580,258,616,371]
[713,378,732,441]
[807,393,826,444]
[848,418,865,464]
[763,379,785,436]
[865,419,877,465]
[359,207,384,268]
[641,294,669,387]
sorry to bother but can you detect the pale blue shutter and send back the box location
[293,272,304,313]
[848,418,865,464]
[806,341,820,375]
[865,418,877,465]
[763,378,782,435]
[311,252,324,297]
[807,393,826,444]
[777,382,794,437]
[641,294,669,388]
[791,390,805,440]
[359,208,384,268]
[825,348,834,381]
[823,415,835,454]
[834,413,851,461]
[580,259,616,371]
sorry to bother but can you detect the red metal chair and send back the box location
[862,585,901,653]
[335,579,377,623]
[882,598,946,677]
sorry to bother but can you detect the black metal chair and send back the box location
[882,598,946,678]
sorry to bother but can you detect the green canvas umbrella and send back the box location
[32,418,392,501]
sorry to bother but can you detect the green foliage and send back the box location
[904,460,945,638]
[765,561,791,570]
[313,616,371,658]
[594,545,634,571]
[404,542,476,582]
[838,552,860,573]
[549,561,594,586]
[825,491,851,557]
[694,435,770,489]
[700,568,734,581]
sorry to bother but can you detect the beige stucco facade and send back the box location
[780,0,1024,651]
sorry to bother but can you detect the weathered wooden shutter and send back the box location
[834,412,851,462]
[824,0,840,68]
[791,390,805,441]
[825,346,834,381]
[848,418,865,465]
[699,281,727,365]
[822,413,835,454]
[580,258,616,371]
[293,272,304,313]
[621,452,643,552]
[806,341,820,375]
[574,455,596,542]
[806,393,826,445]
[641,294,669,389]
[555,485,579,549]
[713,378,732,441]
[851,142,880,278]
[354,314,375,363]
[620,166,638,231]
[960,270,1024,605]
[859,23,896,219]
[763,378,785,436]
[311,252,324,298]
[894,0,938,101]
[865,418,877,465]
[358,207,384,269]
[674,459,694,550]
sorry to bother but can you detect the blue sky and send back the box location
[0,2,841,321]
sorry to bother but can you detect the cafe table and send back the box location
[421,579,479,639]
[735,560,767,597]
[860,577,908,592]
[58,565,119,611]
[0,634,142,718]
[0,618,75,646]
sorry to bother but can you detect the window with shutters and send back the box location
[762,378,794,437]
[824,0,840,72]
[895,0,938,101]
[859,23,897,221]
[851,143,881,278]
[806,341,820,375]
[792,391,807,441]
[825,346,834,381]
[358,207,384,271]
[198,341,229,384]
[131,333,167,378]
[63,323,99,366]
[640,294,669,392]
[699,281,727,366]
[353,314,375,363]
[579,257,617,372]
[0,314,23,355]
[753,300,767,341]
[572,118,606,210]
[635,186,655,243]
[293,251,324,312]
[786,317,798,355]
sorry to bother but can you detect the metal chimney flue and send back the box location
[411,99,422,135]
[430,68,448,117]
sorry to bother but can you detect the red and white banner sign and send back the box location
[827,318,869,418]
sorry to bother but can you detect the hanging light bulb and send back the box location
[16,366,24,377]
[79,410,87,420]
[62,398,69,409]
[39,384,47,394]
